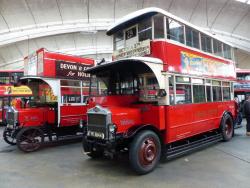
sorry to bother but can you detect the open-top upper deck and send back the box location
[24,48,94,80]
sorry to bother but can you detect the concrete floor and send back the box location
[0,123,250,188]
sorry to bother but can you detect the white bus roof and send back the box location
[107,7,233,47]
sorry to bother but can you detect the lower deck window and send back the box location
[223,87,230,101]
[193,85,205,103]
[206,85,212,102]
[61,87,81,103]
[212,86,222,101]
[175,84,191,104]
[170,75,232,105]
[60,80,89,104]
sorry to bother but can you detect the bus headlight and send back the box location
[79,119,83,128]
[109,124,117,134]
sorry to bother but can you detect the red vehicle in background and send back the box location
[82,8,236,174]
[3,48,94,152]
[234,68,250,102]
[0,70,32,126]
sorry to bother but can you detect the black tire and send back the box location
[16,127,44,152]
[86,150,104,159]
[129,130,161,175]
[220,113,234,141]
[3,128,16,145]
[82,137,103,159]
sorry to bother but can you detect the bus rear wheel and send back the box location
[16,127,44,152]
[3,128,16,145]
[129,130,161,175]
[220,114,234,141]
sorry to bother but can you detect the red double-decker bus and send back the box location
[0,70,32,125]
[234,68,250,102]
[3,48,94,152]
[82,8,236,174]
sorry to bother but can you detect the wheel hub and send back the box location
[17,128,43,152]
[225,122,232,136]
[139,138,157,166]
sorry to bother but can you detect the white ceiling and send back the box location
[0,0,249,69]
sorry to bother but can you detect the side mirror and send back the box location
[158,89,167,97]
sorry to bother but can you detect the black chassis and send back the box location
[82,132,131,157]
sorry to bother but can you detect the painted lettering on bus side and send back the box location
[67,71,76,77]
[56,60,92,80]
[60,63,77,70]
[195,109,217,118]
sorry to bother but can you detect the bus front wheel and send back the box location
[129,130,161,175]
[220,114,234,141]
[16,127,44,152]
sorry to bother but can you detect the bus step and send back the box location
[43,134,83,145]
[165,132,222,160]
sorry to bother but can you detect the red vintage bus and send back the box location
[234,68,250,101]
[82,8,236,174]
[3,48,94,152]
[0,70,32,126]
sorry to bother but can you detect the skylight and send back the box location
[236,0,250,4]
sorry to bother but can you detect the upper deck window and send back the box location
[185,26,200,49]
[0,72,10,84]
[153,14,164,39]
[201,34,212,53]
[238,73,250,81]
[223,43,232,60]
[125,27,137,40]
[114,30,124,50]
[138,18,152,42]
[167,18,184,44]
[213,39,223,57]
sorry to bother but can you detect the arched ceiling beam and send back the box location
[0,9,10,31]
[0,19,113,47]
[231,7,250,34]
[209,0,230,29]
[24,0,37,26]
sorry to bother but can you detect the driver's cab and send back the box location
[26,79,57,108]
[88,59,167,106]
